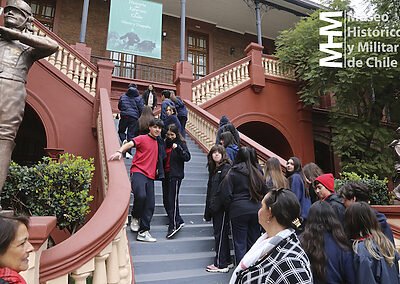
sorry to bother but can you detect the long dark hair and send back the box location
[303,162,323,185]
[301,201,350,282]
[345,202,396,265]
[234,147,265,201]
[286,156,309,197]
[0,215,30,255]
[166,124,185,143]
[265,157,288,189]
[138,105,154,134]
[220,131,235,148]
[207,145,230,174]
[286,156,303,177]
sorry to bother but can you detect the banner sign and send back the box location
[107,0,163,59]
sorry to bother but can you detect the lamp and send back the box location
[230,47,235,55]
[162,31,167,40]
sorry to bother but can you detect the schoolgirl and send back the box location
[162,124,191,238]
[204,145,233,273]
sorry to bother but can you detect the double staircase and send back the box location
[125,137,234,283]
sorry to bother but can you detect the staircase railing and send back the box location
[39,88,132,283]
[185,99,287,168]
[262,55,296,81]
[32,20,98,96]
[191,54,296,106]
[191,56,251,105]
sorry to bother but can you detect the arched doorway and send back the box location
[12,104,47,166]
[237,121,292,159]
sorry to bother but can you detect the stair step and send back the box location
[154,193,206,204]
[150,213,209,226]
[133,252,217,274]
[154,204,205,214]
[154,185,207,194]
[129,223,214,238]
[134,268,233,284]
[129,235,215,255]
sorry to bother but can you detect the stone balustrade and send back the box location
[187,109,218,151]
[41,224,131,284]
[32,23,97,97]
[191,55,296,106]
[192,59,250,105]
[262,56,296,81]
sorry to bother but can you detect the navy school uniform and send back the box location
[220,162,267,263]
[162,139,191,232]
[204,162,232,268]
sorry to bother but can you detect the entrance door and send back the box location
[187,32,208,79]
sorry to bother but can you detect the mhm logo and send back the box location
[319,11,344,68]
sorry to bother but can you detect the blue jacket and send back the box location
[316,233,355,284]
[174,97,188,117]
[325,193,346,223]
[160,98,174,121]
[118,87,144,119]
[162,115,182,138]
[288,172,311,221]
[226,144,239,162]
[353,240,400,284]
[375,210,395,244]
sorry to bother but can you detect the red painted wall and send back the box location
[26,61,96,159]
[202,77,315,163]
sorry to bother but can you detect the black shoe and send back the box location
[166,229,175,239]
[166,223,184,239]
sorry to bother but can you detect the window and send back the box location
[26,0,56,30]
[187,32,208,79]
[110,51,135,78]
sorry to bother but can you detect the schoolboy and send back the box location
[110,118,164,242]
[314,173,346,222]
[339,181,394,243]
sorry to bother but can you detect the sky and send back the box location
[313,0,373,18]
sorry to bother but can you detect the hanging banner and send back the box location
[106,0,162,59]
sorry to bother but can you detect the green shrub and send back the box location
[2,153,94,234]
[335,172,393,205]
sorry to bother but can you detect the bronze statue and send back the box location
[0,0,58,207]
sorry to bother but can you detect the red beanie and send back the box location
[315,173,335,192]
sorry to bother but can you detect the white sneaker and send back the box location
[137,230,156,242]
[125,152,133,159]
[130,218,139,232]
[206,264,229,273]
[122,139,128,144]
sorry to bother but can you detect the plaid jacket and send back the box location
[235,232,313,284]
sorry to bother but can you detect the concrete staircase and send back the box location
[124,136,234,283]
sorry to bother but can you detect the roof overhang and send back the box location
[158,0,325,39]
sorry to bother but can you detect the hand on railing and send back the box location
[109,151,123,161]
